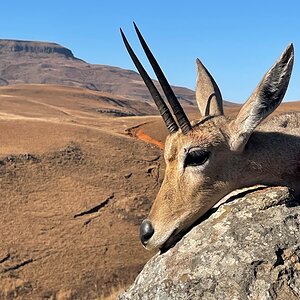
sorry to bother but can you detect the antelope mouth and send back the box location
[159,227,185,253]
[159,219,201,253]
[159,207,219,253]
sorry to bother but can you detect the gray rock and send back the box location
[119,187,300,300]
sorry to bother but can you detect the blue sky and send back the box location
[0,0,299,102]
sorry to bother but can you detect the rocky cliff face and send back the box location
[0,39,75,58]
[119,187,300,300]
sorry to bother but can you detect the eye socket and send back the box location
[184,149,210,168]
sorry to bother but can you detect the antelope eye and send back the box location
[184,149,210,167]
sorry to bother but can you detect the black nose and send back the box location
[140,219,154,245]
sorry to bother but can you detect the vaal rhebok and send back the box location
[121,23,300,251]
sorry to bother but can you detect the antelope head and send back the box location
[121,23,294,251]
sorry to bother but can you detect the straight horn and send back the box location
[120,28,179,134]
[133,22,191,134]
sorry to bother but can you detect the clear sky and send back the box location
[0,0,299,102]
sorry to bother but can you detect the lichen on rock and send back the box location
[119,186,300,300]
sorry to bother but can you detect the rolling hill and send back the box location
[0,39,199,106]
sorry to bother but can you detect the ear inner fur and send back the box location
[229,44,294,152]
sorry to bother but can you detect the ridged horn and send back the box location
[120,28,178,134]
[133,22,192,134]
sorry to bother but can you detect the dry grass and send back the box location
[0,84,159,298]
[97,283,127,300]
[0,83,299,299]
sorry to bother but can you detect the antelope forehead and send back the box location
[192,118,229,146]
[164,128,224,162]
[164,133,181,162]
[187,123,224,148]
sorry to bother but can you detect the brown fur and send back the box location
[142,44,299,251]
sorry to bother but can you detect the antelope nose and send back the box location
[140,219,154,245]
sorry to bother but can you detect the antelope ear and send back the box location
[195,58,224,117]
[229,44,294,152]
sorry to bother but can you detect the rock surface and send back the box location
[119,186,300,300]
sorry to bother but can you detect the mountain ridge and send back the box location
[0,38,237,108]
[0,39,76,59]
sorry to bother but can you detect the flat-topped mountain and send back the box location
[0,39,201,107]
[0,39,75,58]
